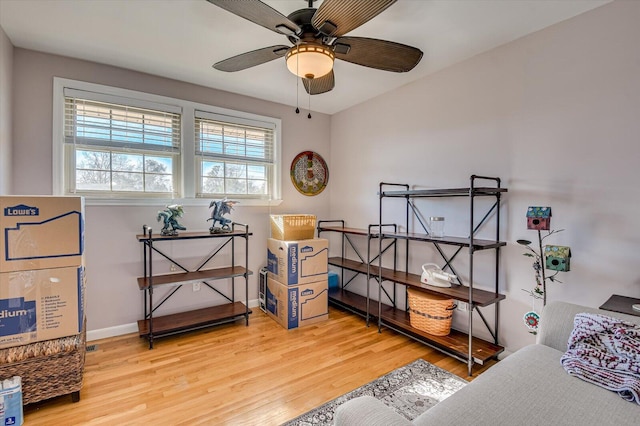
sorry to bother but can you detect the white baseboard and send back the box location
[86,298,261,343]
[87,323,138,342]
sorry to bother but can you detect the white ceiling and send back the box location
[0,0,610,115]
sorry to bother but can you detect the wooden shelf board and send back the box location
[317,226,375,236]
[317,226,505,250]
[328,257,504,307]
[136,230,251,242]
[137,302,251,336]
[328,289,502,364]
[380,187,508,198]
[379,232,506,250]
[329,257,373,275]
[380,306,503,364]
[329,288,376,317]
[137,266,251,290]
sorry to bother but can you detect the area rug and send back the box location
[282,358,468,426]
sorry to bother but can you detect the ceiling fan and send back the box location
[207,0,423,95]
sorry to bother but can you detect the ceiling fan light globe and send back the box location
[286,44,335,79]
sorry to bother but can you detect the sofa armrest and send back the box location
[334,396,413,426]
[538,301,640,352]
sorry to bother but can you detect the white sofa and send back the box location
[334,301,640,425]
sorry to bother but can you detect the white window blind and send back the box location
[54,78,282,204]
[195,110,275,199]
[64,89,181,197]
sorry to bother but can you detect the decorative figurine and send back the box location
[208,199,237,233]
[157,204,186,236]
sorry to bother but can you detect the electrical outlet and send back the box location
[457,301,468,312]
[192,282,201,292]
[170,263,177,272]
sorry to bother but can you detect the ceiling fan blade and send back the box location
[213,45,289,72]
[333,37,423,72]
[303,71,335,95]
[312,0,396,37]
[207,0,300,35]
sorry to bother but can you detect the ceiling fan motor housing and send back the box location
[287,8,323,43]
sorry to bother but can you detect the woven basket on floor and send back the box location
[0,325,86,404]
[407,288,456,336]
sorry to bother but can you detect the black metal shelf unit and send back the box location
[136,224,253,349]
[377,175,507,375]
[317,220,397,327]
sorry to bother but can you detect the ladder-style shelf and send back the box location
[136,225,252,349]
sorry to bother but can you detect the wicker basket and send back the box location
[407,288,456,336]
[0,326,86,404]
[270,214,316,240]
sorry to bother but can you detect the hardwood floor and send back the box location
[24,307,497,425]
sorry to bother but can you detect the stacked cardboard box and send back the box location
[265,215,328,329]
[0,196,85,349]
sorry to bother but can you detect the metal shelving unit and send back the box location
[317,220,397,327]
[136,224,252,349]
[377,175,507,375]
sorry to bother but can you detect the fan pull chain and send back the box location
[295,77,300,114]
[295,48,300,115]
[292,47,311,119]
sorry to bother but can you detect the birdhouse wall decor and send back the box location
[545,245,571,272]
[527,206,551,230]
[517,205,570,333]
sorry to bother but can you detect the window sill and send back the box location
[84,197,283,207]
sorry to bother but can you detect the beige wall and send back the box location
[5,0,640,354]
[0,26,12,194]
[11,49,331,333]
[329,0,640,353]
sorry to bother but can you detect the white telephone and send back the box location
[420,263,457,288]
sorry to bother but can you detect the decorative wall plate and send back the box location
[290,151,329,196]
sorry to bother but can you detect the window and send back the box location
[195,111,275,199]
[53,78,282,205]
[63,91,181,198]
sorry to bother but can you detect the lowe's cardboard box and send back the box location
[267,238,328,285]
[265,277,328,329]
[0,266,85,349]
[1,196,84,273]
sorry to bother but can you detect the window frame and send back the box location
[63,91,183,199]
[194,109,276,200]
[53,78,282,206]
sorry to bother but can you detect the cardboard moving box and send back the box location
[267,238,328,285]
[0,266,85,349]
[1,196,84,272]
[265,277,328,329]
